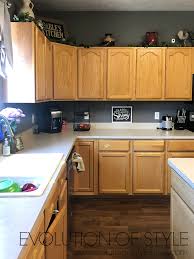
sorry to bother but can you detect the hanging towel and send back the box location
[0,0,13,78]
[72,152,85,172]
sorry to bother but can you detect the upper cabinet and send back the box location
[165,48,193,100]
[107,48,136,100]
[135,48,165,100]
[53,44,77,100]
[78,48,106,99]
[6,22,50,103]
[45,39,53,100]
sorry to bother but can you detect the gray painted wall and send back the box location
[38,11,194,46]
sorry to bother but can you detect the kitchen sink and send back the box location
[0,176,51,197]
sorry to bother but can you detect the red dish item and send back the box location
[22,183,37,192]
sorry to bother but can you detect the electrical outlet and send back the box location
[155,112,160,120]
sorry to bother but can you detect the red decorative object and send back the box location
[146,32,158,46]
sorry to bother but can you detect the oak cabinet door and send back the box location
[135,48,165,99]
[78,48,106,99]
[99,152,130,194]
[133,152,164,194]
[35,27,46,101]
[107,48,136,99]
[45,39,53,100]
[46,206,67,259]
[53,44,77,100]
[165,48,192,100]
[167,152,194,194]
[73,141,95,194]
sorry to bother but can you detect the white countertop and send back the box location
[168,158,194,189]
[2,124,194,259]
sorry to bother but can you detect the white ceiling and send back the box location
[34,0,194,11]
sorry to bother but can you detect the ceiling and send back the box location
[33,0,194,11]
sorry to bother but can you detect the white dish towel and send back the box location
[72,152,85,172]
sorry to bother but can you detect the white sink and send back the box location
[0,176,50,197]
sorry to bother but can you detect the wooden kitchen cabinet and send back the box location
[107,48,136,99]
[6,22,49,103]
[78,48,106,99]
[99,152,131,194]
[165,48,193,100]
[45,39,53,100]
[53,44,77,100]
[73,141,97,195]
[133,152,164,194]
[135,48,165,99]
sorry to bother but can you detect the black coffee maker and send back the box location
[174,109,188,130]
[187,111,194,132]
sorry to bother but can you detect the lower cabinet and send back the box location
[73,141,97,195]
[133,152,165,194]
[99,152,131,194]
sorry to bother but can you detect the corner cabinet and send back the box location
[73,141,98,195]
[135,48,165,100]
[78,48,106,99]
[107,48,136,100]
[53,44,77,100]
[165,48,193,100]
[6,22,51,103]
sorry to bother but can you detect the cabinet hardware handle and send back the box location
[53,209,59,215]
[104,144,111,148]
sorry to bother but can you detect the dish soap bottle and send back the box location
[2,138,11,156]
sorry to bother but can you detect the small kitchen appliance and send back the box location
[37,109,63,133]
[174,109,188,130]
[187,111,194,132]
[161,115,173,130]
[73,112,90,131]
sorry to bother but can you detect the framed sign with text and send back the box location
[41,20,65,41]
[112,106,133,123]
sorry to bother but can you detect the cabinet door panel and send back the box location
[36,28,46,101]
[45,39,53,100]
[73,141,95,194]
[167,152,194,194]
[133,152,164,194]
[53,44,77,100]
[135,48,165,99]
[165,48,192,100]
[107,49,135,99]
[78,48,106,99]
[99,152,130,194]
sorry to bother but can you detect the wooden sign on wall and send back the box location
[42,20,65,40]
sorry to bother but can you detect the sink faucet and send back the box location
[0,114,16,153]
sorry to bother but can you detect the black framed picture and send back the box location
[112,106,133,123]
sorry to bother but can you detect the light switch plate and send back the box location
[155,112,160,120]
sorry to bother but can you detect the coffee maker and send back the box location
[36,108,63,133]
[187,111,194,132]
[174,109,188,130]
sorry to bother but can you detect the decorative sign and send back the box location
[42,20,65,40]
[112,106,132,123]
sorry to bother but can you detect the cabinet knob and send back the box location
[104,144,111,148]
[53,209,59,215]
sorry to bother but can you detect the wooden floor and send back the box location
[69,197,173,259]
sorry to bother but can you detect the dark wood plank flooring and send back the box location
[69,197,173,259]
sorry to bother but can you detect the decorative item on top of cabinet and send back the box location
[73,141,98,195]
[107,48,136,100]
[133,141,165,194]
[165,48,192,100]
[53,43,77,100]
[98,140,131,194]
[135,48,165,100]
[78,48,107,99]
[6,22,47,103]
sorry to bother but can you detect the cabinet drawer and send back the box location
[133,140,164,152]
[167,140,194,152]
[44,184,59,230]
[99,140,130,151]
